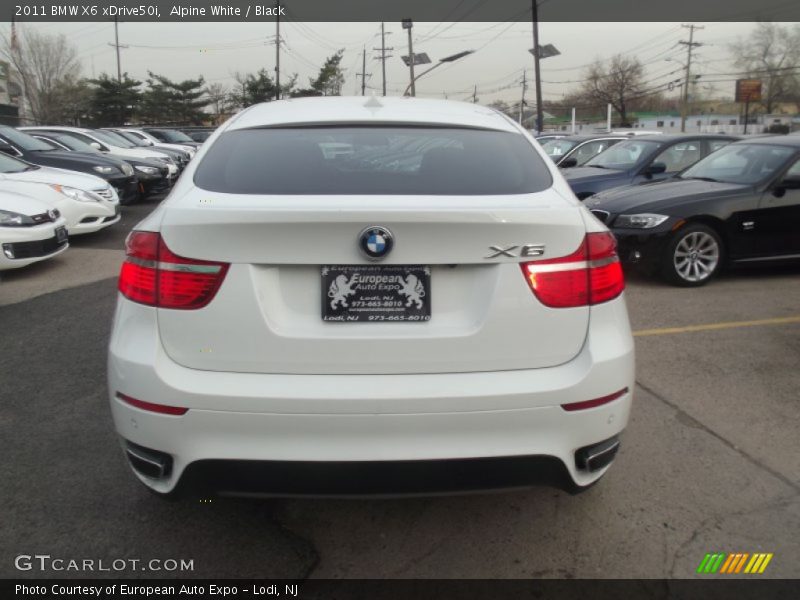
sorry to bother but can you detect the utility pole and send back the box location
[519,71,527,124]
[679,24,703,133]
[108,16,128,84]
[472,85,478,104]
[107,16,129,124]
[362,47,367,95]
[373,22,393,96]
[531,0,544,133]
[356,47,371,95]
[275,0,281,100]
[403,19,416,97]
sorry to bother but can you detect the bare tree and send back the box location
[731,22,800,113]
[1,27,82,124]
[580,55,644,126]
[205,82,230,117]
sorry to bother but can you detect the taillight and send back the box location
[118,231,229,309]
[521,232,624,308]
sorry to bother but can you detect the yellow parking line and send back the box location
[633,315,800,337]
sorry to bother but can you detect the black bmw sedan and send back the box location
[564,134,738,199]
[584,137,800,286]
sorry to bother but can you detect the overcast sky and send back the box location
[13,21,758,107]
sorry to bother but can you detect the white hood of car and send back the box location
[0,188,56,216]
[107,146,172,161]
[0,165,110,193]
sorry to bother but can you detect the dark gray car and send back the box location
[564,134,739,199]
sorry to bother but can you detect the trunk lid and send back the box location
[155,192,590,375]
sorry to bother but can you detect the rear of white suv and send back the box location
[108,97,634,497]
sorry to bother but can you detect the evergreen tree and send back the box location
[309,50,345,96]
[86,73,141,126]
[140,72,209,124]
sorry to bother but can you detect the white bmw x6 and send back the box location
[108,97,634,498]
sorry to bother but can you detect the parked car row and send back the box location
[535,131,800,286]
[0,124,210,272]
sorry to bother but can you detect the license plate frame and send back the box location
[55,226,68,244]
[321,265,431,323]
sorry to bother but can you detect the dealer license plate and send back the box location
[321,265,431,322]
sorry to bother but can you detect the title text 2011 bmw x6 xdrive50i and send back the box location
[108,97,635,498]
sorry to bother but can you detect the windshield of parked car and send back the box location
[92,130,136,148]
[0,127,56,152]
[32,137,61,150]
[150,129,193,143]
[116,131,151,147]
[540,138,578,158]
[584,139,659,170]
[51,134,101,153]
[195,126,553,195]
[680,143,796,185]
[0,151,37,173]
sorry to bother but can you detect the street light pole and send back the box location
[531,0,544,133]
[402,19,416,97]
[402,50,474,97]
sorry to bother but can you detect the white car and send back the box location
[108,128,196,158]
[0,189,68,270]
[20,126,179,178]
[108,97,635,498]
[0,173,119,236]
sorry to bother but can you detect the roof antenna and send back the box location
[364,94,382,109]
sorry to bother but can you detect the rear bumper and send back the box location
[108,296,635,495]
[155,454,582,497]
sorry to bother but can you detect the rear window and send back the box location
[193,126,552,195]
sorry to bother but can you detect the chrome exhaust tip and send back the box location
[575,437,620,472]
[125,442,172,480]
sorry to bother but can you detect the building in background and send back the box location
[0,60,23,126]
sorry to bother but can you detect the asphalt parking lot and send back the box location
[1,199,798,579]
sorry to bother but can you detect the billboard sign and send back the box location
[735,79,762,103]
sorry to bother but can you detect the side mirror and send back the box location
[89,142,104,151]
[780,176,800,190]
[773,177,800,197]
[559,157,578,168]
[646,161,667,176]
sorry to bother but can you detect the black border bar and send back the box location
[5,0,800,23]
[5,579,800,599]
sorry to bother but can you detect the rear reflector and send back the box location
[561,387,629,412]
[117,392,189,416]
[119,231,229,309]
[521,232,624,308]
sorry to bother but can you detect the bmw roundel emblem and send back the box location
[358,226,394,260]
